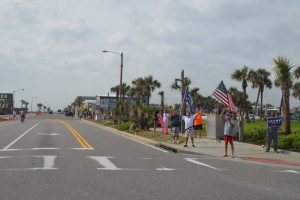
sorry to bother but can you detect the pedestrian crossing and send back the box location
[0,153,299,175]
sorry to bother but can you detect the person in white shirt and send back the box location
[182,110,201,147]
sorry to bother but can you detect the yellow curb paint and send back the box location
[56,119,92,149]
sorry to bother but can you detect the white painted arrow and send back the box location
[88,156,122,170]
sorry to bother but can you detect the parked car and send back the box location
[66,111,74,117]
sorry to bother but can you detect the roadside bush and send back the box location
[278,134,300,150]
[244,128,266,145]
[117,121,133,131]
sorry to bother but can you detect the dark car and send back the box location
[66,111,74,117]
[48,111,53,114]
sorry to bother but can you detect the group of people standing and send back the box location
[152,109,203,147]
[152,106,281,159]
[152,107,235,158]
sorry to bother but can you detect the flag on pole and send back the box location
[183,88,196,114]
[212,81,238,113]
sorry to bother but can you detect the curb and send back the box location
[82,119,210,156]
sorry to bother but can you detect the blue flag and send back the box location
[183,88,196,114]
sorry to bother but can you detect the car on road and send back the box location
[65,111,74,117]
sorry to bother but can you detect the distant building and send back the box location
[0,93,13,115]
[95,95,147,112]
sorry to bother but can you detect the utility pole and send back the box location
[175,70,186,133]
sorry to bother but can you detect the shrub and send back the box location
[117,121,133,131]
[291,134,300,149]
[244,128,266,145]
[278,134,300,150]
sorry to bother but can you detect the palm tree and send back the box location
[292,82,300,100]
[158,91,164,114]
[110,85,120,101]
[130,77,147,104]
[231,65,253,122]
[273,56,295,134]
[143,75,161,106]
[292,67,300,100]
[190,87,204,109]
[249,69,272,119]
[121,83,131,99]
[37,103,43,112]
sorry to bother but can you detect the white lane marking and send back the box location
[41,155,57,169]
[31,148,60,150]
[184,158,222,171]
[2,123,40,150]
[156,167,175,171]
[0,148,95,152]
[2,155,58,171]
[141,158,153,160]
[0,121,18,128]
[6,168,58,171]
[0,149,22,152]
[72,148,95,150]
[280,170,300,175]
[35,133,60,136]
[88,156,121,170]
[0,156,12,159]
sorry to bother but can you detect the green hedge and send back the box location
[278,134,300,150]
[244,128,266,145]
[244,128,300,150]
[117,121,133,131]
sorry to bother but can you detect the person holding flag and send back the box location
[212,81,237,158]
[182,109,202,147]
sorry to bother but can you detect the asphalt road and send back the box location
[0,115,299,200]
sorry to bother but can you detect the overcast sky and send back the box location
[1,0,300,111]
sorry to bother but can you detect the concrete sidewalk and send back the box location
[150,127,300,167]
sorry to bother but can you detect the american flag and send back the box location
[213,81,238,113]
[183,88,196,114]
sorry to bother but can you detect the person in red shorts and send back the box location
[220,107,235,158]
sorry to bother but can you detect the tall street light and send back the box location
[102,50,123,124]
[13,88,24,112]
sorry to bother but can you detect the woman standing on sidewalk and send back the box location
[220,107,235,158]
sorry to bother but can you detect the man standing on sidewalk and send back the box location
[266,112,280,153]
[182,110,201,147]
[170,110,181,143]
[220,108,235,158]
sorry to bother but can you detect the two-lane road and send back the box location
[0,115,299,200]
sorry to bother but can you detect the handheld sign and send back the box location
[267,117,282,127]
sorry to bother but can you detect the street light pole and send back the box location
[102,50,124,124]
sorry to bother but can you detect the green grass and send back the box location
[244,120,300,134]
